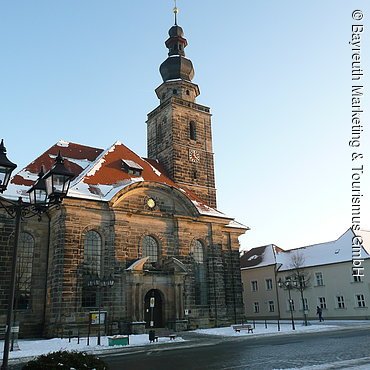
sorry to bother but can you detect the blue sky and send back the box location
[1,1,369,250]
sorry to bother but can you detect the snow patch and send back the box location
[56,140,70,148]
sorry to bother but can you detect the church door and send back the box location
[144,289,163,328]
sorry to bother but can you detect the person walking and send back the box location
[316,306,324,322]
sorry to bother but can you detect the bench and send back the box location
[233,325,253,333]
[169,334,176,341]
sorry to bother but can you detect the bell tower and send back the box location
[147,6,216,208]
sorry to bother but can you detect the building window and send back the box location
[15,232,35,310]
[318,297,327,309]
[336,296,345,309]
[354,275,362,283]
[266,278,273,290]
[268,300,275,312]
[191,240,208,305]
[189,121,197,141]
[172,89,178,95]
[315,272,324,286]
[186,89,190,95]
[254,302,260,313]
[251,280,258,292]
[142,235,159,263]
[301,298,309,311]
[356,294,366,307]
[82,230,102,308]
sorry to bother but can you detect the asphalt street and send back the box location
[101,327,370,370]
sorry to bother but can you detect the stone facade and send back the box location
[147,81,217,209]
[0,182,245,338]
[0,20,248,338]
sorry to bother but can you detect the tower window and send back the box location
[186,90,190,96]
[157,123,163,143]
[189,121,197,141]
[172,89,178,95]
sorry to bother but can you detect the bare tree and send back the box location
[288,251,311,326]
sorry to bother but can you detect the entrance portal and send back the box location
[144,289,163,328]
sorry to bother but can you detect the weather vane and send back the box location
[173,0,179,25]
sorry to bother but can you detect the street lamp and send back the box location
[0,140,74,370]
[87,274,114,345]
[278,277,296,330]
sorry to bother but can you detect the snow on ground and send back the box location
[1,321,368,364]
[0,334,185,361]
[193,322,340,337]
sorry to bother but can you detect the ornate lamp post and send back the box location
[278,277,296,331]
[87,274,114,345]
[0,139,74,370]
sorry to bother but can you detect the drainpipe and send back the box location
[274,262,282,331]
[227,232,237,324]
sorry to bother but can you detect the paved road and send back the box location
[101,327,370,370]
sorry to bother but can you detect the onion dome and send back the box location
[159,23,195,82]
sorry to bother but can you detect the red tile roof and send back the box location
[11,141,103,187]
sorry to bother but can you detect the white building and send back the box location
[240,229,370,321]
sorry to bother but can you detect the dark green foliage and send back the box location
[22,350,109,370]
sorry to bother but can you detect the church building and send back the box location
[0,12,248,338]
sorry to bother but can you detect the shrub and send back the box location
[22,350,109,370]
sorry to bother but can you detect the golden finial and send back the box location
[173,0,179,25]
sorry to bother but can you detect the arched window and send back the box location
[191,240,208,305]
[84,230,102,275]
[16,232,34,309]
[192,240,204,264]
[142,235,159,263]
[82,230,102,307]
[189,121,197,141]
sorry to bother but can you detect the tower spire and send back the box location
[173,0,178,25]
[159,3,195,82]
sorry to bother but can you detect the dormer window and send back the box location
[121,159,143,176]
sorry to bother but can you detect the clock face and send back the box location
[189,149,200,163]
[147,198,156,209]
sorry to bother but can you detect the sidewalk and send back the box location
[2,320,370,367]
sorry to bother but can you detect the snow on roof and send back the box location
[4,139,245,226]
[277,229,370,271]
[241,229,370,271]
[226,220,249,230]
[122,159,143,170]
[5,140,103,200]
[240,244,278,269]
